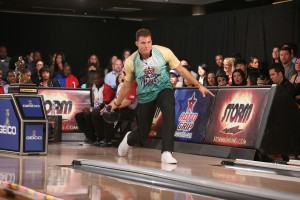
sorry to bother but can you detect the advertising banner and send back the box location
[149,88,216,143]
[174,89,215,143]
[204,88,270,148]
[15,96,45,119]
[38,88,91,133]
[24,123,45,152]
[0,98,20,151]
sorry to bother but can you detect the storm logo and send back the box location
[177,92,198,131]
[220,103,253,134]
[139,66,161,89]
[26,130,42,140]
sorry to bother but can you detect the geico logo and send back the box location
[23,104,41,108]
[0,125,17,135]
[26,135,43,140]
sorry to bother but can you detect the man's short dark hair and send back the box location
[136,29,152,41]
[269,63,285,75]
[280,46,292,54]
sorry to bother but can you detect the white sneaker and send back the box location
[118,132,132,156]
[161,151,177,164]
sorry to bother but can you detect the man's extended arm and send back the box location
[175,64,214,97]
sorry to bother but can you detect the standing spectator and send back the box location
[290,57,300,107]
[0,45,10,80]
[280,46,296,81]
[269,63,295,98]
[105,58,123,90]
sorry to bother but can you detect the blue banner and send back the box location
[16,97,44,119]
[0,98,20,151]
[24,123,45,152]
[174,89,215,143]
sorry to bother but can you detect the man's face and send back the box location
[22,72,31,83]
[236,63,246,72]
[280,50,292,65]
[0,47,7,60]
[93,74,103,86]
[113,59,123,73]
[135,36,152,57]
[269,69,282,84]
[63,66,71,77]
[7,72,16,84]
[215,55,224,67]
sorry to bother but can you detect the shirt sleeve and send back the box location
[123,52,137,82]
[125,81,137,102]
[103,84,115,103]
[154,45,180,70]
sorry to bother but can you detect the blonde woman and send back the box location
[223,57,235,85]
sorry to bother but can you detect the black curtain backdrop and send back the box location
[143,0,300,72]
[0,13,141,77]
[1,0,299,76]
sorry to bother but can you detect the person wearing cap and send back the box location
[110,28,214,164]
[169,69,182,88]
[216,69,229,86]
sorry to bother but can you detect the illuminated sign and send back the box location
[38,88,91,133]
[205,88,270,147]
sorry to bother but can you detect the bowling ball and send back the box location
[102,105,120,123]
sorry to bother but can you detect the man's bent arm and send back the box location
[110,80,133,111]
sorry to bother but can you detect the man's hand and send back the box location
[198,84,214,97]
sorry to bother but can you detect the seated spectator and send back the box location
[232,69,247,86]
[235,58,248,77]
[75,71,115,144]
[247,70,259,86]
[98,70,138,147]
[3,70,16,93]
[216,69,229,86]
[39,67,60,87]
[105,58,123,90]
[269,63,296,99]
[80,63,98,87]
[207,72,217,86]
[169,69,182,88]
[54,64,79,88]
[31,60,45,86]
[0,69,4,94]
[197,63,208,86]
[223,57,235,85]
[19,68,32,84]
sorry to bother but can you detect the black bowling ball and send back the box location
[102,105,120,123]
